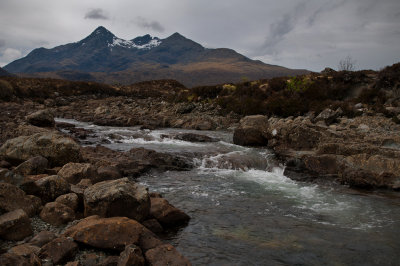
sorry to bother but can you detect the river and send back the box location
[57,118,400,266]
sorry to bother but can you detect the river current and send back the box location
[57,118,400,266]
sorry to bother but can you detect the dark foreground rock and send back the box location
[13,156,48,175]
[34,175,70,203]
[0,253,31,266]
[0,182,40,216]
[0,209,33,240]
[39,202,75,225]
[39,236,78,265]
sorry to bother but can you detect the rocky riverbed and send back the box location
[1,65,400,264]
[0,108,193,265]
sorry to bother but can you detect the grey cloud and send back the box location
[261,2,307,54]
[134,17,165,33]
[307,0,346,26]
[0,39,5,47]
[84,8,109,20]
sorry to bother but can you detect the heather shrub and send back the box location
[0,79,14,101]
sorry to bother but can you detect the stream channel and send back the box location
[57,118,400,266]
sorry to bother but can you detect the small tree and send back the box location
[338,56,356,71]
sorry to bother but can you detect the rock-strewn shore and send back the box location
[0,110,192,265]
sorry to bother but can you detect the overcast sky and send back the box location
[1,0,399,71]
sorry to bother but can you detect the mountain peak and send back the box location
[87,26,115,39]
[93,26,113,35]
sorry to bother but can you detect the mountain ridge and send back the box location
[4,26,309,87]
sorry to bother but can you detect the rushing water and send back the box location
[58,118,400,266]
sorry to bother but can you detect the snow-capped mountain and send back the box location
[4,26,308,87]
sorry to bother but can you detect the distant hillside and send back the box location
[4,26,309,87]
[0,67,11,76]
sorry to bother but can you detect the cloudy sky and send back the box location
[0,0,399,71]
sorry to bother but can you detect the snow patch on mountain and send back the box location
[108,36,161,50]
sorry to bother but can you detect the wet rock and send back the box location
[233,115,269,146]
[81,146,149,177]
[127,147,191,172]
[34,175,70,203]
[0,253,30,266]
[84,178,150,222]
[55,193,79,211]
[26,109,55,127]
[64,216,162,251]
[142,219,163,234]
[13,156,48,175]
[0,132,81,166]
[144,244,191,266]
[149,197,190,228]
[173,133,218,143]
[119,244,145,266]
[29,230,57,247]
[58,162,97,185]
[0,183,39,216]
[39,236,78,265]
[0,209,33,240]
[40,202,75,226]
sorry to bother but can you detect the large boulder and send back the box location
[84,178,150,222]
[0,209,33,240]
[233,115,269,146]
[39,202,75,226]
[145,244,191,266]
[57,162,97,184]
[149,198,190,228]
[26,109,55,127]
[0,182,40,216]
[0,132,81,166]
[63,216,162,251]
[34,175,70,203]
